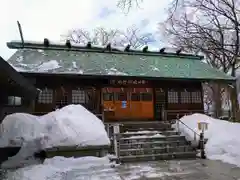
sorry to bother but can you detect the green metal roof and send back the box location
[7,42,235,81]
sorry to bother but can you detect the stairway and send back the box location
[113,122,197,163]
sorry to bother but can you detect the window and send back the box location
[180,91,191,103]
[168,91,178,103]
[141,93,152,101]
[72,90,85,104]
[8,96,22,106]
[191,91,202,103]
[131,93,140,101]
[38,89,53,104]
[103,93,114,101]
[115,92,127,101]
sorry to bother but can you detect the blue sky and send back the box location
[1,0,170,59]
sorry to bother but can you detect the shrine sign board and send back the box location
[109,79,148,86]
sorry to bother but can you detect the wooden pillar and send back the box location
[230,81,238,122]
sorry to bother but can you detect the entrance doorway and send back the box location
[155,88,166,121]
[55,87,69,109]
[102,87,154,121]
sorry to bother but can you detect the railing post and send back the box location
[176,114,180,133]
[113,124,120,163]
[199,131,206,159]
[105,124,110,138]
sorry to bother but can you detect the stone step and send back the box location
[121,122,173,132]
[118,151,197,163]
[119,135,186,144]
[121,127,174,133]
[122,121,172,127]
[119,140,188,149]
[119,130,180,137]
[119,145,195,156]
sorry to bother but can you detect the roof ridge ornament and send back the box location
[6,40,204,60]
[43,38,50,47]
[65,40,71,49]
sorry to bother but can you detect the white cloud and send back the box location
[0,0,170,59]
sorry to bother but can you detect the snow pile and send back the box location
[0,105,110,168]
[175,113,240,167]
[0,104,109,148]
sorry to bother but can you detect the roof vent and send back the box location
[43,38,50,47]
[176,48,182,55]
[86,42,91,49]
[65,40,71,48]
[124,44,131,52]
[106,43,111,51]
[142,46,148,52]
[159,48,166,53]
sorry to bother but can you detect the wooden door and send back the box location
[129,89,141,119]
[155,88,166,121]
[55,87,69,109]
[140,89,154,119]
[114,89,130,119]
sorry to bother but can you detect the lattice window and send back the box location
[115,92,128,101]
[180,91,191,103]
[72,90,85,104]
[168,91,179,103]
[191,91,202,103]
[103,93,114,101]
[7,96,22,106]
[38,89,53,104]
[141,93,152,101]
[131,93,140,101]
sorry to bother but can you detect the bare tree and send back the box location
[117,0,143,13]
[63,26,152,49]
[114,25,153,48]
[116,0,180,16]
[162,0,240,119]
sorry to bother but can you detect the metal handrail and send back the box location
[176,114,200,141]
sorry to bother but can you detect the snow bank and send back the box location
[0,104,110,148]
[0,105,110,168]
[175,113,240,167]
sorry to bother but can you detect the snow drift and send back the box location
[175,113,240,167]
[0,105,110,168]
[0,104,110,148]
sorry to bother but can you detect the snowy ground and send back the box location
[175,113,240,167]
[1,108,240,179]
[2,157,240,180]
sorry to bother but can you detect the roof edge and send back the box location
[0,56,39,98]
[7,40,204,60]
[19,71,236,82]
